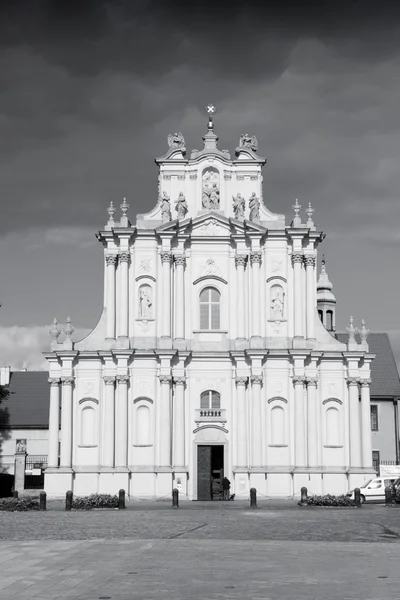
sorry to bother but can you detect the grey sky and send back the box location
[1,0,400,369]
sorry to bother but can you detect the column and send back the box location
[118,252,130,339]
[161,252,172,338]
[250,253,262,338]
[236,377,248,467]
[293,376,306,466]
[174,255,186,340]
[173,377,185,467]
[115,375,129,468]
[292,253,303,338]
[48,378,61,468]
[251,376,263,466]
[304,256,316,340]
[235,255,248,340]
[347,378,362,467]
[360,379,373,468]
[306,378,318,467]
[105,254,117,340]
[159,375,172,466]
[102,376,116,467]
[60,377,74,468]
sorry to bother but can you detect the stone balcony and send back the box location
[195,409,227,424]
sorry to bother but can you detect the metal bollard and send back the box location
[172,488,179,508]
[385,486,394,507]
[13,490,18,499]
[65,490,73,511]
[300,486,308,505]
[39,491,47,511]
[118,489,126,509]
[354,487,361,508]
[250,487,257,508]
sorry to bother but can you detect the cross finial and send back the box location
[206,104,216,130]
[206,104,216,114]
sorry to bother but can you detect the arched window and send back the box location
[200,287,220,330]
[326,310,333,331]
[270,406,286,445]
[80,406,96,447]
[200,390,221,410]
[318,309,323,323]
[135,405,152,446]
[325,407,341,446]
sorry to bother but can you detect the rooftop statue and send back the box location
[239,133,258,153]
[249,192,260,222]
[167,132,185,149]
[160,191,172,223]
[232,193,245,220]
[175,192,188,219]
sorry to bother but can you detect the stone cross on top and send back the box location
[206,103,216,129]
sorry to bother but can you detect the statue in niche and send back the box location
[160,191,171,223]
[249,192,260,222]
[232,193,245,219]
[202,169,220,210]
[271,286,285,320]
[16,439,27,453]
[138,286,152,319]
[239,133,258,153]
[175,192,188,219]
[167,132,185,149]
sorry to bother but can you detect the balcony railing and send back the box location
[195,408,226,423]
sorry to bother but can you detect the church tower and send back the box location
[317,257,336,332]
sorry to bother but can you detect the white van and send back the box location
[346,477,398,503]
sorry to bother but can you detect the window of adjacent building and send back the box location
[200,390,221,410]
[200,287,220,330]
[371,405,378,431]
[372,450,380,475]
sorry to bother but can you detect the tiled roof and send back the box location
[336,332,400,398]
[1,371,49,428]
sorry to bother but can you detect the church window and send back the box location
[200,287,220,330]
[80,406,97,447]
[200,390,221,410]
[270,406,286,445]
[325,406,341,446]
[134,404,152,446]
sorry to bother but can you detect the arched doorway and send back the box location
[194,425,228,501]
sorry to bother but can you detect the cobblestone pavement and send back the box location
[2,501,400,599]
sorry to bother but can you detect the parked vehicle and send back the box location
[346,477,399,503]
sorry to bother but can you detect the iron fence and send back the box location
[24,456,47,490]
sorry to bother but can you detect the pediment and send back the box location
[191,212,232,237]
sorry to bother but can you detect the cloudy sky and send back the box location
[1,0,400,369]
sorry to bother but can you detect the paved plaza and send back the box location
[1,500,400,599]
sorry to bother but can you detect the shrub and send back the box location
[299,494,356,507]
[71,494,119,510]
[0,497,40,511]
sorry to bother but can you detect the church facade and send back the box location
[45,113,376,499]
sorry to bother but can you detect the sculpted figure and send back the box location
[16,439,27,453]
[209,184,220,209]
[239,133,258,152]
[202,169,220,210]
[232,193,245,219]
[138,287,152,319]
[160,191,171,223]
[249,192,260,221]
[167,132,185,148]
[175,192,188,219]
[271,287,285,320]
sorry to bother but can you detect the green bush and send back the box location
[71,494,119,510]
[299,494,355,507]
[0,497,39,511]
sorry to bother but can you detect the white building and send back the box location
[44,114,376,499]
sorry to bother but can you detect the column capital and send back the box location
[306,377,318,387]
[61,376,74,386]
[292,376,305,386]
[103,376,116,385]
[235,254,248,268]
[235,376,248,387]
[304,256,316,268]
[250,252,262,265]
[346,377,360,386]
[159,375,172,384]
[250,375,263,386]
[161,251,172,264]
[291,253,304,266]
[48,378,60,386]
[118,251,130,264]
[173,376,186,386]
[105,254,117,266]
[360,378,371,388]
[116,374,130,384]
[173,254,186,267]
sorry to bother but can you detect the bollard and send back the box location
[13,490,18,499]
[65,490,73,511]
[385,486,394,507]
[39,491,47,511]
[172,488,179,508]
[300,486,308,506]
[354,487,361,508]
[250,487,257,508]
[118,489,126,510]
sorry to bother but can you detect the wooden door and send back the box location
[197,445,212,500]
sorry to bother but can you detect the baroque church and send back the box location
[44,110,376,499]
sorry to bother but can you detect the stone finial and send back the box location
[360,319,370,345]
[120,197,130,227]
[49,318,61,342]
[64,316,74,341]
[292,198,302,227]
[306,202,314,228]
[106,201,115,229]
[346,316,359,345]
